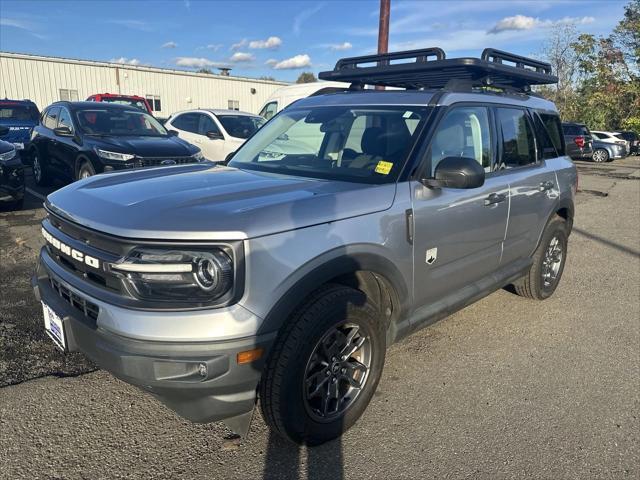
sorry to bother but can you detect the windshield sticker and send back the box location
[375,160,393,175]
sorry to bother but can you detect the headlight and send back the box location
[0,148,17,163]
[96,149,135,161]
[109,248,234,304]
[192,150,204,161]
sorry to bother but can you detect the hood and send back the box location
[91,135,197,157]
[0,119,36,143]
[46,164,396,240]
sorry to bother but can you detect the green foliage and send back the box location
[539,0,639,131]
[296,72,317,84]
[197,68,213,74]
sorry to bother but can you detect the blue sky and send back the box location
[0,0,629,81]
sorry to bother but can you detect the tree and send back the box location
[197,68,213,74]
[612,0,640,68]
[259,75,276,81]
[296,72,317,84]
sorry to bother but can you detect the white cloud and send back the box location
[230,52,255,63]
[206,44,223,51]
[248,36,282,49]
[489,14,594,34]
[107,19,153,32]
[230,39,248,51]
[293,3,325,35]
[162,41,177,49]
[329,42,352,51]
[110,57,141,66]
[175,57,228,68]
[271,54,312,70]
[0,17,47,39]
[265,59,278,66]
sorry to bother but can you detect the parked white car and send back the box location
[591,130,630,156]
[165,109,265,161]
[258,81,349,120]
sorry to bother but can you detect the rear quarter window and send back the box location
[537,113,565,157]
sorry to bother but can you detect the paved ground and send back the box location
[1,159,638,479]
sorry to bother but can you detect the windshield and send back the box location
[75,108,168,136]
[228,106,428,183]
[99,97,149,112]
[0,104,40,122]
[217,115,265,139]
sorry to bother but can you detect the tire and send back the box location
[31,148,51,186]
[76,160,96,181]
[260,284,386,445]
[592,148,609,163]
[513,215,568,300]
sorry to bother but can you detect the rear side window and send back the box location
[43,107,60,129]
[538,113,564,156]
[496,108,536,169]
[172,113,200,134]
[0,104,40,122]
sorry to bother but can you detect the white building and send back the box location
[0,52,288,117]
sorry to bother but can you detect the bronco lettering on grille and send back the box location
[42,228,101,270]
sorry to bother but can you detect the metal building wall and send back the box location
[0,52,288,116]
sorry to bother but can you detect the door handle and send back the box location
[539,181,554,192]
[484,192,506,206]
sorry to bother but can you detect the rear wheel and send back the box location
[592,148,609,163]
[76,160,96,180]
[260,284,386,445]
[513,216,568,300]
[31,149,50,186]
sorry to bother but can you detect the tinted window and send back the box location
[430,106,492,174]
[260,101,278,120]
[75,108,167,136]
[57,107,74,131]
[44,107,60,129]
[199,114,219,136]
[497,108,536,169]
[172,113,200,134]
[538,113,564,156]
[0,104,40,122]
[217,115,265,139]
[229,106,429,184]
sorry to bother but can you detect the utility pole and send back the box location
[376,0,390,90]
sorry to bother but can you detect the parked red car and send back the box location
[86,93,152,114]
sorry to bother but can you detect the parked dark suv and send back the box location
[0,99,40,158]
[615,131,639,155]
[562,122,593,161]
[29,102,203,186]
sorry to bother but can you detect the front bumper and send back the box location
[32,253,275,424]
[0,158,25,204]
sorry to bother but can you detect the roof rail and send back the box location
[319,47,557,93]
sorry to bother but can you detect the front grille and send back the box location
[49,276,99,322]
[129,156,199,168]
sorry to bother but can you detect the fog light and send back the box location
[197,362,208,377]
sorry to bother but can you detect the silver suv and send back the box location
[33,49,577,445]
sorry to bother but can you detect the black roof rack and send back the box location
[319,48,557,93]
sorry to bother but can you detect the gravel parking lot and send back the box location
[1,158,639,479]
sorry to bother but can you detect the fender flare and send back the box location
[256,249,410,336]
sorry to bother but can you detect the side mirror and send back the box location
[167,129,179,136]
[425,156,485,189]
[53,126,74,137]
[0,126,8,137]
[206,131,223,140]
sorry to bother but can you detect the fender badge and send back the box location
[425,247,437,265]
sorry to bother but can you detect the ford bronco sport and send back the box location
[33,48,577,445]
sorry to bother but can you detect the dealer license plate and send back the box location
[42,301,66,351]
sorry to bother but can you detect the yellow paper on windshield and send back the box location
[375,161,393,175]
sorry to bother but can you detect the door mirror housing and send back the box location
[424,156,485,189]
[206,130,223,140]
[0,126,8,137]
[53,126,74,137]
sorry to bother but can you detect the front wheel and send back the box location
[76,160,96,181]
[513,216,568,300]
[31,149,51,186]
[592,148,609,163]
[260,284,386,445]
